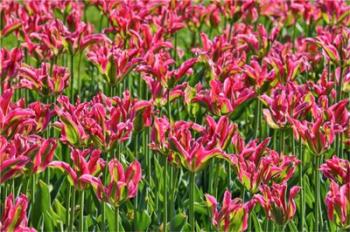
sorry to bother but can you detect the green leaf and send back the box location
[105,204,125,232]
[31,180,52,228]
[170,213,188,231]
[230,98,254,121]
[303,175,314,208]
[288,220,298,232]
[52,199,67,224]
[134,211,151,231]
[251,210,262,232]
[50,175,66,203]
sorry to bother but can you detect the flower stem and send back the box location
[190,171,195,231]
[255,98,261,138]
[77,52,82,99]
[70,53,74,103]
[115,207,119,232]
[163,155,168,231]
[69,188,76,232]
[280,129,285,153]
[101,202,106,231]
[66,185,71,230]
[79,190,84,232]
[315,155,323,231]
[299,138,305,232]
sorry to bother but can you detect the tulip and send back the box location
[0,193,36,232]
[80,159,142,207]
[0,89,53,138]
[230,138,299,193]
[260,83,311,129]
[192,78,255,116]
[49,148,105,190]
[0,134,57,183]
[169,120,224,173]
[0,48,23,90]
[205,190,257,232]
[325,182,350,229]
[203,116,237,150]
[289,114,336,155]
[18,63,70,96]
[320,156,350,185]
[243,59,276,93]
[87,44,141,85]
[150,116,170,154]
[255,183,300,225]
[55,92,149,150]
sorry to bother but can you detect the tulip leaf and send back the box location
[105,204,125,232]
[288,220,298,232]
[134,211,151,231]
[50,175,66,203]
[169,213,187,231]
[251,210,262,232]
[31,180,52,228]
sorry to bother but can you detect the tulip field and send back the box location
[1,0,350,231]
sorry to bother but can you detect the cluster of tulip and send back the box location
[1,0,350,231]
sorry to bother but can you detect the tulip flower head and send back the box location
[80,159,142,208]
[325,182,350,229]
[49,148,105,190]
[169,120,225,172]
[320,156,350,185]
[0,193,36,232]
[205,190,257,232]
[255,183,300,225]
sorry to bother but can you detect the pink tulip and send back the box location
[192,78,255,116]
[0,134,57,183]
[81,159,142,207]
[0,48,23,89]
[87,44,141,85]
[260,82,312,129]
[25,19,67,60]
[255,183,300,225]
[0,146,30,183]
[150,116,170,154]
[0,89,53,138]
[169,120,224,172]
[49,148,105,190]
[205,190,257,232]
[203,116,237,150]
[18,63,70,96]
[230,138,299,193]
[0,193,36,232]
[55,92,151,150]
[325,182,350,229]
[327,99,349,132]
[289,112,336,155]
[243,59,276,92]
[320,156,350,185]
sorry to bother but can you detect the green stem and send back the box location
[167,88,175,226]
[255,98,261,138]
[265,220,269,232]
[70,53,75,103]
[115,207,119,232]
[66,185,71,230]
[190,172,195,232]
[77,52,82,99]
[299,139,305,232]
[101,202,106,231]
[280,129,285,153]
[79,191,84,232]
[315,155,323,232]
[69,188,76,232]
[163,156,168,231]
